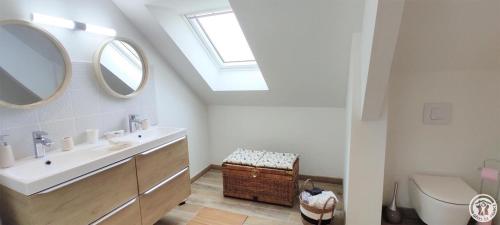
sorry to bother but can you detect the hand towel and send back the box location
[481,167,499,181]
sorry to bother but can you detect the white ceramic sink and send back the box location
[0,126,186,195]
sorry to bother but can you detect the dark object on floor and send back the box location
[381,207,426,225]
[381,207,477,225]
[384,183,402,224]
[306,187,324,196]
[301,212,333,225]
[384,210,402,224]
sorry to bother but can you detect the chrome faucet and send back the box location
[128,114,142,133]
[32,131,53,158]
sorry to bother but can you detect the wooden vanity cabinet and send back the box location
[139,168,191,225]
[135,137,189,194]
[0,159,138,225]
[89,198,142,225]
[0,136,191,225]
[135,137,191,225]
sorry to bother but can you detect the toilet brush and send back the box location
[384,183,402,224]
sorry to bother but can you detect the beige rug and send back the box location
[187,207,248,225]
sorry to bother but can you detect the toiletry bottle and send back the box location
[0,135,15,168]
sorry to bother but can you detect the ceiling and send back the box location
[392,0,500,73]
[112,0,364,107]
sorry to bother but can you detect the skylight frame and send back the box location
[186,10,257,69]
[111,41,141,68]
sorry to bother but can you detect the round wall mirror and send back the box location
[0,20,71,109]
[94,38,148,98]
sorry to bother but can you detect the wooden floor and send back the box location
[155,169,345,225]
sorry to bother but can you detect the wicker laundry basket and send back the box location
[299,179,338,225]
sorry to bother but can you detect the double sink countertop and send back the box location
[0,126,187,195]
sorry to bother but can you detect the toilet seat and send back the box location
[411,174,477,205]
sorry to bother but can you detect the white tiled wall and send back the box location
[0,62,158,159]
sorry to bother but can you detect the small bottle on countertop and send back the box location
[141,119,150,130]
[0,135,15,168]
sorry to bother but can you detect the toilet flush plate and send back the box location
[423,103,452,125]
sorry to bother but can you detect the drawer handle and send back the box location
[140,136,186,156]
[143,167,189,195]
[89,198,137,225]
[35,158,132,195]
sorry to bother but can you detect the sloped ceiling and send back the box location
[112,0,364,107]
[393,0,500,73]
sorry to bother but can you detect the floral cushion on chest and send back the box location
[223,148,299,170]
[222,148,266,166]
[255,151,299,170]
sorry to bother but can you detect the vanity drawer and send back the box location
[0,158,138,225]
[139,167,191,225]
[90,198,141,225]
[135,137,189,193]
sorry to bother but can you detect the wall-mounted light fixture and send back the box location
[31,13,75,29]
[31,13,117,36]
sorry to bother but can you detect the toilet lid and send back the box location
[411,174,477,205]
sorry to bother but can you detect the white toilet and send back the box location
[409,174,478,225]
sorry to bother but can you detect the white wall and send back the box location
[383,69,500,207]
[344,33,388,225]
[0,0,210,176]
[360,0,377,98]
[360,0,404,121]
[208,105,346,178]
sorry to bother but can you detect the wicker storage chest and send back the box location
[222,158,299,207]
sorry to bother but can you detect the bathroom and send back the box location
[0,0,499,225]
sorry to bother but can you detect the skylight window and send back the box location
[187,11,256,67]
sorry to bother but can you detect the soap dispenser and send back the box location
[0,135,15,168]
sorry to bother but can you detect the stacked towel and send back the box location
[481,167,499,181]
[301,191,338,209]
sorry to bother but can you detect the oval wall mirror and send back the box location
[0,20,71,109]
[94,38,148,98]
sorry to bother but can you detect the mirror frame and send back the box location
[0,20,72,110]
[93,38,149,99]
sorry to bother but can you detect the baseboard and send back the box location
[191,165,213,183]
[299,174,343,185]
[191,164,224,183]
[210,164,222,170]
[195,164,343,185]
